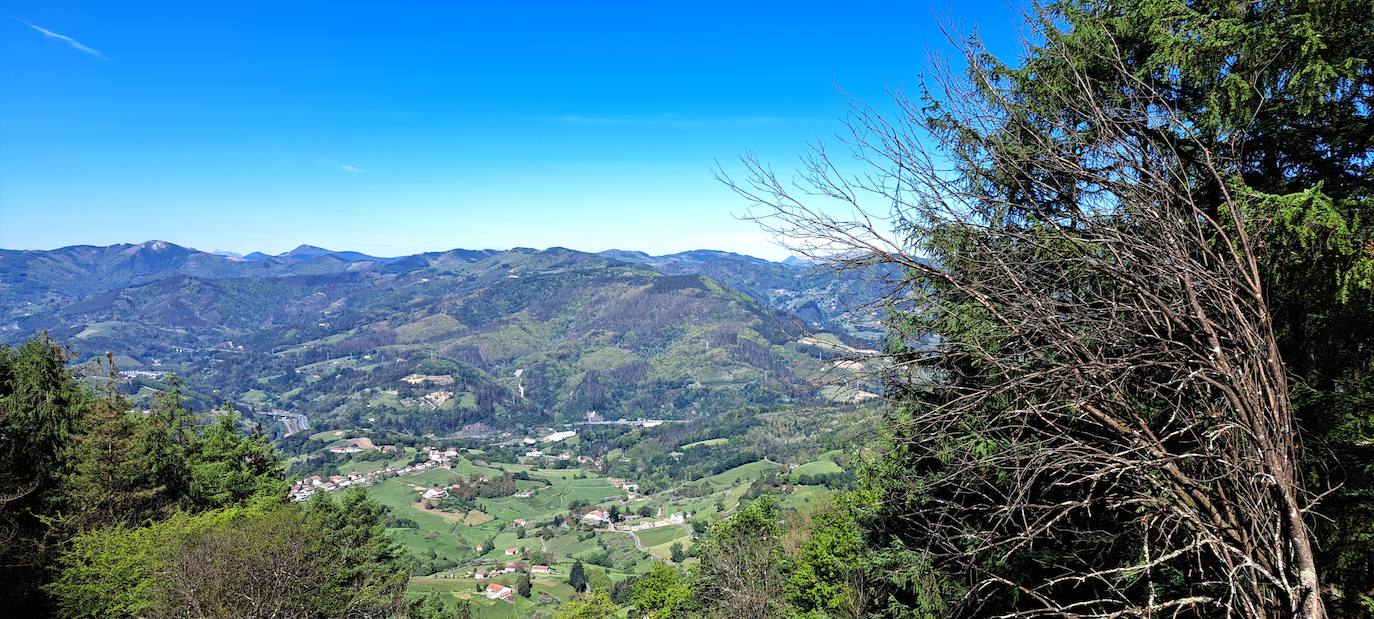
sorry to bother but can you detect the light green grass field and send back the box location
[308,429,353,442]
[634,524,689,548]
[789,458,843,481]
[702,460,780,487]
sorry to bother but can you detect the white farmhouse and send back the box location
[422,487,448,500]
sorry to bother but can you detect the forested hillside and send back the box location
[2,245,884,436]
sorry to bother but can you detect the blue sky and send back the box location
[0,1,1025,260]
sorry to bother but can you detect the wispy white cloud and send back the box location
[315,159,366,174]
[550,114,823,128]
[14,19,107,60]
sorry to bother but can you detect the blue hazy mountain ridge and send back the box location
[0,241,885,431]
[0,241,884,339]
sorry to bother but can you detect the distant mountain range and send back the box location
[2,241,885,337]
[1,241,887,435]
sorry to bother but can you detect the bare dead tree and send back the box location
[720,20,1327,619]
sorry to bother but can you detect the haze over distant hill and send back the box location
[1,241,886,436]
[1,241,884,337]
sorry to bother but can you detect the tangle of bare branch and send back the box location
[721,20,1327,619]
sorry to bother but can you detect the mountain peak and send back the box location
[283,244,333,258]
[136,240,177,251]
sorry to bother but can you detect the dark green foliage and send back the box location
[407,592,454,619]
[780,503,866,616]
[526,549,554,566]
[304,488,409,616]
[60,365,167,532]
[631,562,696,616]
[138,376,197,511]
[59,369,284,534]
[583,569,611,594]
[0,338,82,500]
[0,336,86,611]
[187,410,285,509]
[517,573,532,598]
[568,559,588,593]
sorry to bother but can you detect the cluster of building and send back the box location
[471,562,552,583]
[578,415,670,428]
[421,486,448,500]
[483,583,513,600]
[118,370,163,379]
[541,430,577,443]
[523,449,583,460]
[613,511,690,532]
[521,448,599,469]
[581,508,611,525]
[288,444,461,502]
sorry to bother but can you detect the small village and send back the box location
[289,428,587,502]
[289,443,460,502]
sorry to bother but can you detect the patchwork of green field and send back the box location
[295,356,365,375]
[644,458,840,525]
[332,445,844,616]
[543,532,600,558]
[443,456,511,478]
[479,475,623,520]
